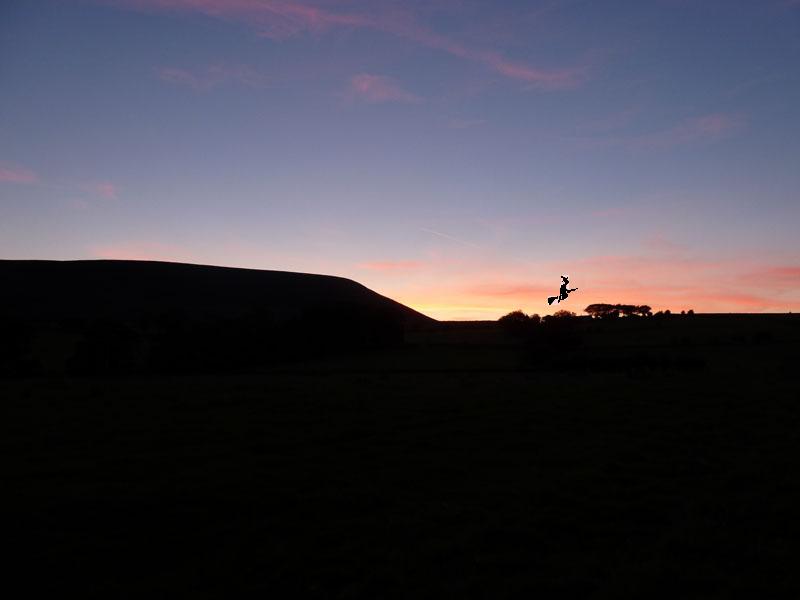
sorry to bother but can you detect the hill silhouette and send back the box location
[0,259,432,324]
[0,260,433,374]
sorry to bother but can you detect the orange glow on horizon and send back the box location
[398,288,800,321]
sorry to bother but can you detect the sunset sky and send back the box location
[2,0,799,319]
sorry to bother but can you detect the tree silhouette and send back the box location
[585,304,621,319]
[585,304,653,318]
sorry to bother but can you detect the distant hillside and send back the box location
[0,260,432,325]
[0,260,434,375]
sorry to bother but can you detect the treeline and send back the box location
[585,304,652,318]
[497,309,576,336]
[585,304,694,318]
[498,302,698,334]
[499,304,695,326]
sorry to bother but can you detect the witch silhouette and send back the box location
[547,275,578,305]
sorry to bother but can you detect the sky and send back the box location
[1,0,799,319]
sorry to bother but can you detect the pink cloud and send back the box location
[765,266,800,280]
[567,113,745,151]
[740,266,800,288]
[105,0,372,39]
[104,0,584,89]
[632,113,745,149]
[642,233,685,254]
[485,53,583,89]
[156,63,269,90]
[542,253,713,294]
[681,292,774,311]
[466,282,552,297]
[86,181,119,199]
[347,74,421,104]
[380,17,584,89]
[358,260,424,271]
[253,1,372,39]
[0,161,37,184]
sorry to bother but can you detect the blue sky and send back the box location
[2,0,799,317]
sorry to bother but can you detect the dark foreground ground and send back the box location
[6,314,800,597]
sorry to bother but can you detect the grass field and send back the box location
[6,315,800,596]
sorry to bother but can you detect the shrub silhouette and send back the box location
[499,310,538,336]
[540,309,582,352]
[499,310,529,324]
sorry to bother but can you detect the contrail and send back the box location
[421,228,481,249]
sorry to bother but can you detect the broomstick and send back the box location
[547,287,578,305]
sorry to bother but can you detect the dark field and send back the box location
[6,314,800,597]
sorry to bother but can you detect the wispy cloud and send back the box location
[421,228,481,249]
[740,265,800,288]
[466,282,552,297]
[382,16,585,89]
[566,113,745,151]
[102,0,362,38]
[0,161,38,184]
[632,113,745,149]
[683,291,774,311]
[0,162,120,203]
[105,0,585,89]
[347,73,421,104]
[565,253,727,279]
[156,62,269,90]
[642,232,685,254]
[766,266,800,281]
[358,260,424,271]
[85,181,119,199]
